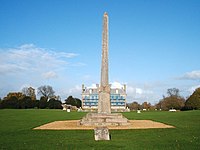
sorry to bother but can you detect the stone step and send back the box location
[85,113,125,119]
[79,113,130,126]
[81,118,128,123]
[80,122,130,126]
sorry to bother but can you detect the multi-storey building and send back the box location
[81,84,127,111]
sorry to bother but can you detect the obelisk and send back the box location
[79,12,130,127]
[98,12,111,114]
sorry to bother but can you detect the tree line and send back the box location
[1,86,199,110]
[0,85,81,109]
[127,88,200,111]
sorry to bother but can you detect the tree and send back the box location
[6,92,25,100]
[74,98,82,108]
[156,88,185,110]
[163,96,185,110]
[0,98,2,109]
[33,100,40,108]
[22,87,36,100]
[37,85,55,99]
[47,98,62,109]
[1,96,19,109]
[167,88,180,97]
[155,100,163,110]
[141,102,151,110]
[39,96,48,109]
[19,96,33,109]
[65,96,82,108]
[127,101,141,110]
[185,88,200,110]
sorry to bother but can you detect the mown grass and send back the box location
[0,109,199,150]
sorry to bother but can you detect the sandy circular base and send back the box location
[34,120,174,130]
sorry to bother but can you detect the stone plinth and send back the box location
[94,127,110,141]
[79,113,130,126]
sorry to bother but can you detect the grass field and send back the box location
[0,109,199,150]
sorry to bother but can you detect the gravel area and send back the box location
[34,120,174,130]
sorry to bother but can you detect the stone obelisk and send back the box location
[79,12,129,127]
[98,12,111,114]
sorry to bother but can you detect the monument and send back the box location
[33,12,175,142]
[79,12,129,126]
[98,12,111,114]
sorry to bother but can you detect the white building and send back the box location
[81,84,127,111]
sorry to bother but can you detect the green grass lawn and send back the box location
[0,109,199,150]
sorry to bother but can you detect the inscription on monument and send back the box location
[94,127,110,141]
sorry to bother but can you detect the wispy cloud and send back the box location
[187,85,200,94]
[178,70,200,80]
[0,44,82,75]
[60,53,79,58]
[0,44,85,99]
[0,64,26,74]
[69,62,86,67]
[42,71,58,79]
[111,81,124,89]
[126,84,155,103]
[69,85,82,94]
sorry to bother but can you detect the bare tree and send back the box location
[22,87,36,100]
[167,88,180,97]
[37,85,55,99]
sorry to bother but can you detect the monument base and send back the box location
[79,113,130,126]
[94,127,110,140]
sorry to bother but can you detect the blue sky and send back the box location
[0,0,200,104]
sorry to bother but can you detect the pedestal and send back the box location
[94,127,110,141]
[79,113,130,126]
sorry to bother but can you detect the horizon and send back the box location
[0,0,200,104]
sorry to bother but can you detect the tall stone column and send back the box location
[98,12,111,114]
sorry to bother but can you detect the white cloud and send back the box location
[0,44,85,99]
[42,71,57,79]
[0,63,26,73]
[69,85,82,93]
[66,85,82,99]
[96,81,156,103]
[126,84,156,103]
[135,88,143,94]
[111,81,124,89]
[179,70,200,80]
[188,85,200,94]
[0,44,82,75]
[61,53,79,58]
[54,85,83,102]
[88,84,98,88]
[18,44,35,49]
[127,85,153,95]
